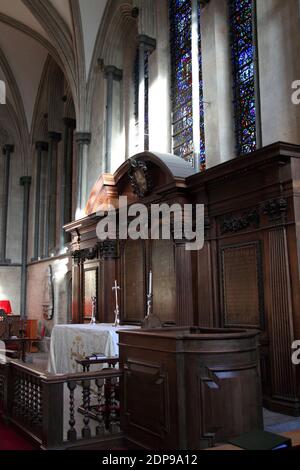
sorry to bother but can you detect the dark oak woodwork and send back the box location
[65,142,300,416]
[118,327,262,450]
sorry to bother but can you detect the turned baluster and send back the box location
[24,376,29,422]
[37,384,43,428]
[81,379,91,439]
[19,374,25,419]
[32,378,38,427]
[95,378,105,436]
[67,381,77,441]
[108,377,120,434]
[13,375,20,417]
[28,379,33,425]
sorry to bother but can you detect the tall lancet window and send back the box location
[229,0,259,156]
[169,0,205,170]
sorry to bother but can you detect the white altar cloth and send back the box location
[48,323,139,374]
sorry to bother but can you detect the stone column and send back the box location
[257,0,300,146]
[32,142,48,261]
[104,66,122,173]
[138,35,156,152]
[201,0,235,168]
[45,132,61,257]
[74,132,91,219]
[60,118,76,251]
[20,176,31,319]
[0,144,14,264]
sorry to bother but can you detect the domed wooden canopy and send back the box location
[85,151,196,215]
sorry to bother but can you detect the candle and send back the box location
[114,280,119,306]
[149,270,153,296]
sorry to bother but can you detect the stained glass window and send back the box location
[169,0,205,169]
[229,0,257,156]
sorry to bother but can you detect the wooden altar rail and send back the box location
[0,359,123,450]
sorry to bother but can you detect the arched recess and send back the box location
[21,0,78,121]
[29,55,77,262]
[0,48,29,173]
[86,0,139,197]
[86,0,137,128]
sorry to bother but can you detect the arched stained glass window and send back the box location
[229,0,257,156]
[169,0,205,170]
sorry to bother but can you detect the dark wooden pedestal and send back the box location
[119,327,263,450]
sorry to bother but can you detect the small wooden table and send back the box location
[75,356,119,372]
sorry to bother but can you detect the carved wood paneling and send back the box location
[268,228,297,398]
[83,267,98,320]
[220,242,264,328]
[123,360,170,439]
[152,239,176,323]
[175,242,194,326]
[122,239,145,322]
[195,367,261,449]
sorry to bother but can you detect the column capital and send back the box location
[138,34,156,53]
[104,65,123,81]
[74,131,91,145]
[20,176,32,186]
[2,144,14,155]
[35,141,48,152]
[48,131,62,142]
[63,117,76,129]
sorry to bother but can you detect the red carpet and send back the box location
[0,417,36,450]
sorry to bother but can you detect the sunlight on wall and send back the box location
[149,73,170,153]
[0,284,8,301]
[52,258,69,282]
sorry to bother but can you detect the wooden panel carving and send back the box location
[83,268,98,320]
[221,242,264,328]
[152,239,176,323]
[268,228,297,398]
[122,239,145,322]
[195,367,260,448]
[123,360,170,438]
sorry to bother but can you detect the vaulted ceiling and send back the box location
[0,0,109,136]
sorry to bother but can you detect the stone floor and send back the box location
[263,408,300,433]
[23,352,300,435]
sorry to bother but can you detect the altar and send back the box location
[48,323,138,374]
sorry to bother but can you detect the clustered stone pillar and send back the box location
[75,132,91,219]
[104,65,123,173]
[20,176,31,319]
[45,131,61,257]
[32,141,48,261]
[138,35,156,152]
[0,144,14,264]
[60,118,76,251]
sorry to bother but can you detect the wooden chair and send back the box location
[25,319,39,353]
[0,310,9,339]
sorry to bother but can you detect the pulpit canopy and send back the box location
[85,151,196,216]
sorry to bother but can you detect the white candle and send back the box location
[149,270,153,296]
[114,280,119,306]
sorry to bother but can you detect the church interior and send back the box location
[1,0,300,452]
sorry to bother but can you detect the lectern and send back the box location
[118,327,263,450]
